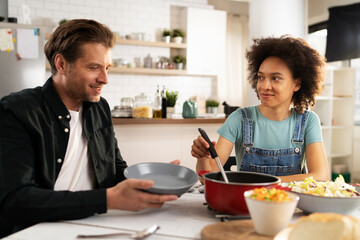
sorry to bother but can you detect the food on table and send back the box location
[288,212,360,240]
[289,175,360,197]
[249,187,291,202]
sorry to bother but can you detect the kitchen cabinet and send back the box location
[180,7,226,76]
[313,67,355,178]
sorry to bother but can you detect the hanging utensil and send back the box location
[198,128,229,183]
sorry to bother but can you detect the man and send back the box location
[0,19,177,237]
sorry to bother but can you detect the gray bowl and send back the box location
[124,162,198,196]
[293,191,360,214]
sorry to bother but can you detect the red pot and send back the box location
[202,171,280,215]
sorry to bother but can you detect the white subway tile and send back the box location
[8,0,214,107]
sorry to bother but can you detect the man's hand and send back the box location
[106,179,178,211]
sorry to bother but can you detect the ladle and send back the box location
[198,128,229,183]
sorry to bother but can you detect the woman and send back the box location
[192,36,329,183]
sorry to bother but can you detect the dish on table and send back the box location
[124,162,198,196]
[244,188,299,236]
[283,176,360,214]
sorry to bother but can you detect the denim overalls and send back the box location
[239,108,308,176]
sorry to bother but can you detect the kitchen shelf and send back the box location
[313,67,355,178]
[115,38,186,49]
[45,33,187,49]
[110,67,186,76]
[45,64,215,77]
[112,117,226,125]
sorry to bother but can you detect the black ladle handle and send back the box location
[198,128,229,183]
[198,128,218,159]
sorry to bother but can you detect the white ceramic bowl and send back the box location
[292,191,360,214]
[281,182,360,214]
[244,189,299,236]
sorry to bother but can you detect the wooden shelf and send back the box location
[110,67,216,77]
[45,33,186,49]
[45,64,214,77]
[115,38,186,49]
[112,118,226,125]
[111,67,186,76]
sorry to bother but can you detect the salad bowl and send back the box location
[293,191,360,214]
[287,176,360,214]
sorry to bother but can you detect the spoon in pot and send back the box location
[198,128,229,183]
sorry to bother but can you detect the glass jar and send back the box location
[111,106,122,118]
[120,97,133,108]
[119,97,133,118]
[133,93,153,118]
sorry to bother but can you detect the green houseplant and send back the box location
[171,29,185,44]
[165,90,178,117]
[162,29,171,37]
[162,29,171,43]
[206,99,219,114]
[166,90,179,107]
[173,55,186,70]
[59,19,68,25]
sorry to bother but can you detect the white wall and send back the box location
[8,0,217,111]
[247,0,306,106]
[114,123,223,170]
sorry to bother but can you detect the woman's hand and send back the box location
[170,159,180,165]
[191,135,215,159]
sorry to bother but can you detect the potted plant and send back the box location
[59,19,68,25]
[162,29,171,43]
[172,29,185,44]
[173,55,186,70]
[206,99,219,114]
[166,90,178,117]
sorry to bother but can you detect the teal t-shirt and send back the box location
[217,106,323,169]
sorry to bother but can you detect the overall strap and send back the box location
[292,110,308,144]
[240,108,253,147]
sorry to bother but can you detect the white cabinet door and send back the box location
[181,8,226,76]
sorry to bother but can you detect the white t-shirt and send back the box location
[54,106,95,191]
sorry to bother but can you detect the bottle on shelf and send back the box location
[153,85,162,118]
[161,85,167,119]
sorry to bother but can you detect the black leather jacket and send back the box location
[0,77,127,228]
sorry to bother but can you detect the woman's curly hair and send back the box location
[246,35,327,113]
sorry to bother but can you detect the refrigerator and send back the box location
[0,22,46,98]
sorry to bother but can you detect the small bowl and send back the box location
[244,189,299,236]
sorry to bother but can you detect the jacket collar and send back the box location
[42,77,95,120]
